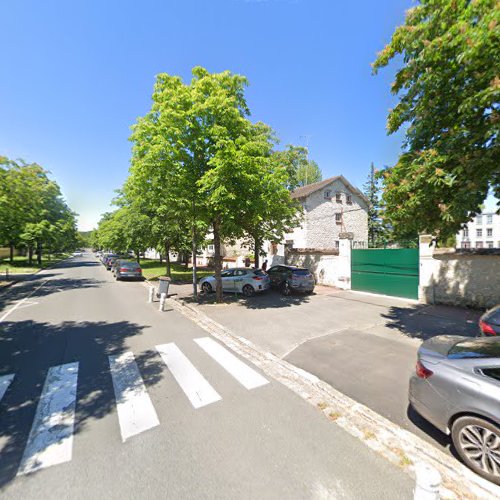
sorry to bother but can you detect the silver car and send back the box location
[199,268,270,297]
[409,335,500,485]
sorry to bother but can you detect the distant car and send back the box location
[479,304,500,336]
[266,265,315,295]
[199,268,270,297]
[103,255,119,269]
[409,335,500,485]
[72,250,83,257]
[114,260,143,280]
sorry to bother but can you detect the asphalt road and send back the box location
[0,254,413,499]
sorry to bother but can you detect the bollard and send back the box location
[159,292,166,312]
[148,287,154,303]
[414,462,441,500]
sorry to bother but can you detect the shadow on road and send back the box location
[0,319,164,488]
[381,304,479,341]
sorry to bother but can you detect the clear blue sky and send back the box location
[1,0,423,230]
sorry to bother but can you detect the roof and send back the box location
[291,175,369,205]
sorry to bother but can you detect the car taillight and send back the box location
[136,269,142,272]
[119,268,128,272]
[416,360,433,379]
[479,320,496,336]
[253,276,264,280]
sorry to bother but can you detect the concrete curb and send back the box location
[167,296,500,500]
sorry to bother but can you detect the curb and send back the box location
[167,296,500,500]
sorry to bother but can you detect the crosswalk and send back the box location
[0,338,269,476]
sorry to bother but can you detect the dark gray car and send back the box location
[114,260,143,280]
[409,336,500,485]
[267,265,315,295]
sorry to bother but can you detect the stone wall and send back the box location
[419,236,500,309]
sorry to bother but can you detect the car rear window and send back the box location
[482,368,500,381]
[448,338,500,359]
[253,269,267,276]
[121,262,139,268]
[484,306,500,324]
[291,269,311,276]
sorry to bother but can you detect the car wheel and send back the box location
[451,415,500,485]
[116,276,121,281]
[281,282,291,296]
[201,282,213,294]
[242,284,255,297]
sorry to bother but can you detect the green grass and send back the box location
[0,253,71,275]
[139,259,213,282]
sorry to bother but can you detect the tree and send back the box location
[129,67,300,302]
[363,163,385,247]
[373,0,499,240]
[272,145,322,189]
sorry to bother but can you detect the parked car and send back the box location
[72,250,83,257]
[266,265,315,295]
[104,255,119,270]
[114,260,143,280]
[199,268,270,297]
[409,335,500,485]
[479,304,500,336]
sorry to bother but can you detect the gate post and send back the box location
[337,235,352,290]
[418,235,435,304]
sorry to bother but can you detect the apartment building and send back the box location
[457,211,500,249]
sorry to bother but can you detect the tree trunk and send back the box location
[136,250,140,264]
[28,246,33,265]
[37,241,42,266]
[159,253,163,264]
[164,240,171,277]
[213,217,223,303]
[253,236,261,269]
[9,243,14,264]
[191,225,198,299]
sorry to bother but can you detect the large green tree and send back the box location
[373,0,499,240]
[272,145,322,189]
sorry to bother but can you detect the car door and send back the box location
[220,269,235,291]
[233,269,248,292]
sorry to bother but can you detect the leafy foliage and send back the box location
[373,0,499,239]
[272,145,322,189]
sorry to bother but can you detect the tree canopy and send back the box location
[373,0,499,239]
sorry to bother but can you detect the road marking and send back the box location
[156,343,221,409]
[109,352,160,442]
[194,337,269,390]
[18,362,79,475]
[0,280,47,323]
[0,374,15,402]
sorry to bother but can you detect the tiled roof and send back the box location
[291,175,369,205]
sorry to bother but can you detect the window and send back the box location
[476,241,483,248]
[476,229,482,237]
[221,270,234,278]
[335,213,342,224]
[346,194,352,204]
[476,215,482,224]
[324,190,331,199]
[462,242,471,249]
[482,368,500,382]
[336,192,342,203]
[463,227,469,237]
[487,228,493,237]
[234,269,248,276]
[207,244,214,252]
[486,241,493,248]
[486,214,493,224]
[334,240,340,248]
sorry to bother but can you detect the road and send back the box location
[0,254,413,499]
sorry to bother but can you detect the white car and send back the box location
[73,250,83,257]
[199,268,270,297]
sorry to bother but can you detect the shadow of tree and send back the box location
[381,304,480,341]
[187,289,312,309]
[0,320,163,488]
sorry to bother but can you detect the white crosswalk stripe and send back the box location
[0,374,15,402]
[17,362,79,475]
[156,343,222,409]
[194,338,269,390]
[109,352,160,442]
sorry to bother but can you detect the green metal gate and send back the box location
[351,248,419,299]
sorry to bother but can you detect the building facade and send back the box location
[457,211,500,249]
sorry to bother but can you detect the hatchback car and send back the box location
[409,335,500,485]
[267,265,315,295]
[480,304,500,336]
[114,260,143,280]
[199,268,270,297]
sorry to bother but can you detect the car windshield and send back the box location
[448,338,500,359]
[291,269,310,276]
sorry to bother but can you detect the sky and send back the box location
[0,0,495,231]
